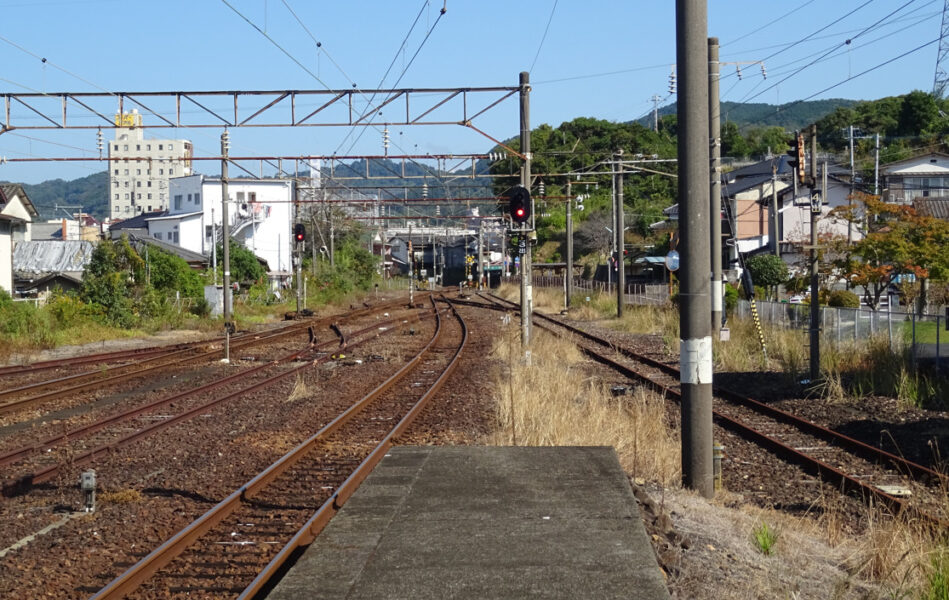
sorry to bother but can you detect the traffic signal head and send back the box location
[786,131,805,184]
[507,185,531,225]
[294,223,306,243]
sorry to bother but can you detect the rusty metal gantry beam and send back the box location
[0,87,519,132]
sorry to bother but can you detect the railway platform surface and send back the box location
[267,445,670,599]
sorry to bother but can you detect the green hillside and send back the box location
[1,171,109,220]
[638,99,858,131]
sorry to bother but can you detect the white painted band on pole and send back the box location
[711,278,723,312]
[680,337,713,385]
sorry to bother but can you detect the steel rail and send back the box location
[472,293,949,529]
[2,308,437,498]
[0,343,196,378]
[237,297,468,599]
[0,315,332,416]
[90,298,460,600]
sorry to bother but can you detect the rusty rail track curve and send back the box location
[472,292,949,529]
[0,297,419,418]
[2,305,439,498]
[90,296,467,599]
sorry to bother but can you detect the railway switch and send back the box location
[80,469,96,512]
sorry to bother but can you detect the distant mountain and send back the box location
[1,171,109,221]
[637,99,859,131]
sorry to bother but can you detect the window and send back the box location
[114,194,119,200]
[137,193,142,200]
[169,143,174,150]
[159,144,163,151]
[248,192,257,203]
[136,181,141,187]
[136,145,141,151]
[147,205,152,211]
[155,232,162,240]
[187,193,192,203]
[205,225,213,238]
[124,193,130,200]
[174,194,182,210]
[124,169,129,175]
[123,144,128,151]
[125,205,130,213]
[113,169,118,175]
[136,169,141,175]
[169,168,174,176]
[113,144,119,151]
[160,193,165,200]
[124,181,129,188]
[172,231,179,244]
[159,169,164,175]
[195,193,201,205]
[147,193,152,200]
[147,181,152,187]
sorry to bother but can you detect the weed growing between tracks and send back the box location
[487,323,680,487]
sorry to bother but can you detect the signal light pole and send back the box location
[221,129,232,363]
[519,71,532,354]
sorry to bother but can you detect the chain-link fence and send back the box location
[737,299,946,372]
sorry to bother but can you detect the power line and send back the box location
[529,0,559,74]
[721,0,819,49]
[738,0,925,105]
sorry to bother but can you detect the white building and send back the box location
[0,184,38,294]
[881,152,949,204]
[108,111,193,219]
[152,175,294,280]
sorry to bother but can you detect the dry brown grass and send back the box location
[487,323,680,487]
[287,374,309,403]
[100,488,144,504]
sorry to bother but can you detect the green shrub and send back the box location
[827,289,860,308]
[724,283,739,312]
[752,522,778,556]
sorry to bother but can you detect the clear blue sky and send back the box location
[0,0,943,184]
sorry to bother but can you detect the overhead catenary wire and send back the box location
[529,0,559,74]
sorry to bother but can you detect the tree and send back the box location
[744,254,788,300]
[216,239,266,283]
[832,193,949,311]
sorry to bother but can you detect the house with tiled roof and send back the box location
[881,152,949,205]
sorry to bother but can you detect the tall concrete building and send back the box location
[108,111,193,220]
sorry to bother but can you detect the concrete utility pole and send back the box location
[651,94,663,132]
[769,163,780,257]
[874,133,881,196]
[677,0,713,498]
[565,181,574,309]
[477,219,485,290]
[848,124,855,245]
[809,126,821,382]
[519,71,532,352]
[708,37,723,334]
[221,129,232,362]
[614,149,625,318]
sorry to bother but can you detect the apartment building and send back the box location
[108,111,193,219]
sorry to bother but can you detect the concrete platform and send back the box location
[267,446,670,600]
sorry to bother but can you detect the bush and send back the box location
[828,289,860,308]
[190,297,211,318]
[724,283,739,312]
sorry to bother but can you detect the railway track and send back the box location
[471,292,949,529]
[0,297,419,420]
[88,296,467,599]
[0,303,437,498]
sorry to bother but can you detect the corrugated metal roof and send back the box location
[13,240,95,275]
[913,198,949,219]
